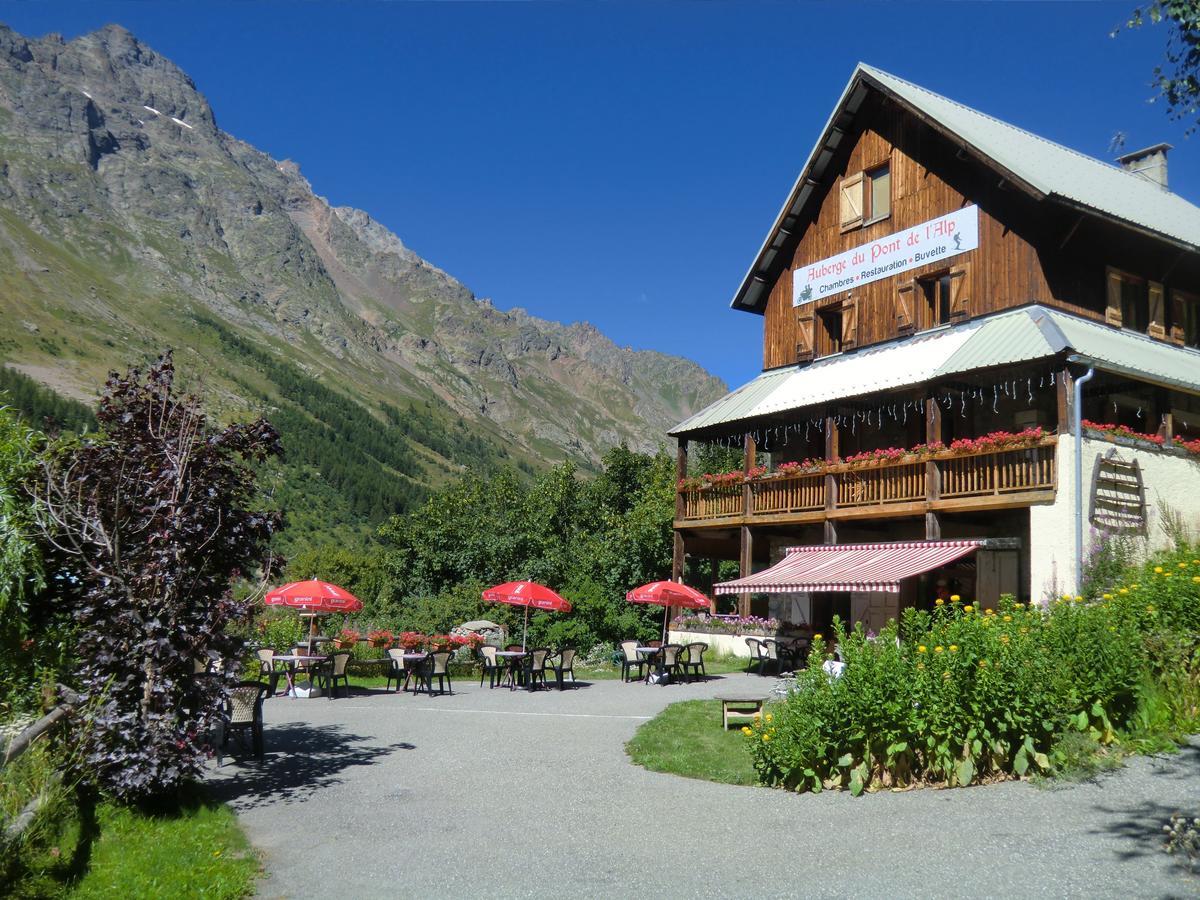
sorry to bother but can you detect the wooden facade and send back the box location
[760,92,1200,370]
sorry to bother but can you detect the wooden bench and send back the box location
[716,693,768,729]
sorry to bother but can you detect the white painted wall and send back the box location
[1029,434,1200,602]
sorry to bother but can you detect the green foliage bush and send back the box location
[746,560,1200,794]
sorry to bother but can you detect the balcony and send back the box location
[677,436,1057,527]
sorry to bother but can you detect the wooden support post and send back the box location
[824,412,838,544]
[672,440,688,583]
[738,525,753,618]
[710,557,720,613]
[742,432,756,518]
[1056,368,1074,433]
[925,394,942,541]
[1156,389,1174,441]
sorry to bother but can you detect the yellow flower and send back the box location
[950,594,961,603]
[1178,562,1188,568]
[1165,572,1173,578]
[964,605,974,613]
[1119,588,1128,595]
[741,726,752,736]
[934,646,944,654]
[813,633,822,640]
[1102,593,1113,600]
[1074,595,1083,603]
[762,733,770,742]
[1192,576,1200,584]
[1019,627,1028,635]
[1132,583,1140,590]
[978,659,988,668]
[917,662,925,671]
[917,645,927,653]
[984,608,995,616]
[1003,614,1012,622]
[949,645,959,653]
[1155,566,1164,574]
[1014,602,1024,609]
[942,670,951,680]
[935,598,945,606]
[1061,594,1071,601]
[764,713,773,723]
[1000,634,1011,644]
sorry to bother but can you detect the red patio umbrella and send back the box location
[482,581,572,650]
[625,581,712,642]
[265,579,363,640]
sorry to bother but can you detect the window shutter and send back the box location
[948,265,969,320]
[896,280,915,333]
[796,311,814,362]
[839,173,864,231]
[1147,281,1166,338]
[840,299,858,349]
[1170,290,1186,343]
[1105,268,1123,327]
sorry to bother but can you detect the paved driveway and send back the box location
[209,672,1199,899]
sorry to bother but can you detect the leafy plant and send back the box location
[33,353,281,801]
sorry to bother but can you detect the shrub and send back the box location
[744,588,1172,795]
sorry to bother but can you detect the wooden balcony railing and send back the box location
[678,437,1057,524]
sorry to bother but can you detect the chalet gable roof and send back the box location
[669,305,1200,437]
[732,64,1200,315]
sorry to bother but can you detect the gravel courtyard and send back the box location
[209,673,1199,899]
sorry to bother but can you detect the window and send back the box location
[865,162,891,223]
[818,307,844,355]
[920,272,952,329]
[1120,276,1148,332]
[838,160,891,231]
[1171,289,1200,349]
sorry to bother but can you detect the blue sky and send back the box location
[0,2,1194,389]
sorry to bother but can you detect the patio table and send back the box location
[271,654,328,698]
[398,652,429,692]
[495,650,529,690]
[635,647,665,683]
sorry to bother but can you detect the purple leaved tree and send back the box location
[35,353,282,800]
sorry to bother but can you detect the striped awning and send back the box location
[713,540,986,595]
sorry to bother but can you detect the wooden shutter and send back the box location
[840,299,858,350]
[839,173,864,232]
[1105,268,1123,327]
[796,310,815,362]
[1147,281,1166,338]
[1169,289,1187,343]
[896,280,916,333]
[948,265,969,320]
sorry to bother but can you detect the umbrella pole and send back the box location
[523,607,529,651]
[662,604,669,644]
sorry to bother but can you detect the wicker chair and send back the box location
[522,648,551,691]
[619,640,647,683]
[385,648,408,692]
[256,648,283,696]
[548,648,577,689]
[414,650,454,696]
[478,645,502,688]
[744,637,769,675]
[659,644,685,680]
[680,642,708,682]
[316,651,352,699]
[219,680,268,765]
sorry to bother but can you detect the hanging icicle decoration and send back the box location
[1137,407,1143,419]
[1050,371,1056,386]
[1027,377,1033,404]
[993,384,999,413]
[902,402,908,425]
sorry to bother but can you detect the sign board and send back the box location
[793,205,979,306]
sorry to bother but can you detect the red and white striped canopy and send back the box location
[713,540,985,595]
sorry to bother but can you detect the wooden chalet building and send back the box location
[669,65,1200,633]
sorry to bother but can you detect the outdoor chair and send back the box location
[787,639,811,669]
[680,642,708,682]
[659,644,685,680]
[316,651,352,699]
[522,648,551,691]
[385,648,408,692]
[414,650,454,696]
[478,645,502,688]
[257,648,284,696]
[762,639,788,675]
[219,680,268,765]
[619,640,647,683]
[744,638,768,675]
[548,648,577,689]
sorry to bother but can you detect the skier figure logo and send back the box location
[952,233,963,251]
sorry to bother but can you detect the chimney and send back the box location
[1116,142,1172,189]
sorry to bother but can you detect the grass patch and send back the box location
[626,699,759,786]
[4,783,259,899]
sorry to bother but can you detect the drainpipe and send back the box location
[1072,364,1096,595]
